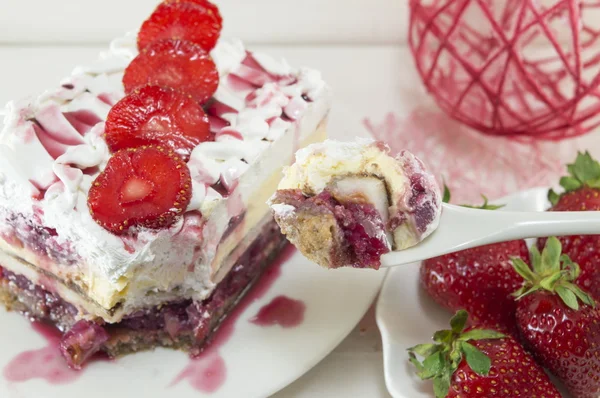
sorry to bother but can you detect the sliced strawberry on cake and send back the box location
[123,39,219,104]
[164,0,223,26]
[104,85,211,159]
[88,146,192,234]
[137,1,222,51]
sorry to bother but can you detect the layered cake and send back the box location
[0,0,330,368]
[269,139,441,269]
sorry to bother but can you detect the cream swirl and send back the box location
[184,43,326,214]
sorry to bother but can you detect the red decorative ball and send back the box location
[409,0,600,140]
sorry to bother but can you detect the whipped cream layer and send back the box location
[0,33,331,320]
[272,139,441,250]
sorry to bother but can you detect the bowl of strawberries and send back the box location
[377,151,600,398]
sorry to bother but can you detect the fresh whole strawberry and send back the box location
[123,39,219,105]
[408,310,561,398]
[421,187,527,335]
[538,151,600,299]
[88,146,192,234]
[137,1,222,52]
[512,236,600,398]
[104,85,211,159]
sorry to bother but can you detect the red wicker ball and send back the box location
[409,0,600,140]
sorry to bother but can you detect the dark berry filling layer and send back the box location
[407,173,438,234]
[333,198,389,269]
[0,220,286,369]
[275,189,389,269]
[390,151,440,236]
[1,211,79,266]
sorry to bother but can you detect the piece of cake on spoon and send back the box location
[269,139,442,270]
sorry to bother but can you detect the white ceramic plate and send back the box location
[376,187,571,398]
[0,250,385,398]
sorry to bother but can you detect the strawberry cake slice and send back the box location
[269,139,442,270]
[0,0,330,368]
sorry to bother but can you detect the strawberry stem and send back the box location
[442,183,451,204]
[460,194,504,210]
[442,185,504,210]
[548,151,600,205]
[407,310,505,398]
[511,237,596,310]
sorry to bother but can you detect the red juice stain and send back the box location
[170,352,225,393]
[170,245,297,393]
[250,296,305,328]
[3,322,79,385]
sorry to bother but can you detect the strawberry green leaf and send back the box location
[587,177,600,189]
[408,311,506,398]
[514,236,595,306]
[567,284,596,308]
[513,285,542,300]
[478,195,504,210]
[450,310,468,333]
[408,352,425,372]
[556,285,579,311]
[458,329,505,342]
[512,285,528,298]
[541,237,561,274]
[420,351,445,379]
[511,258,536,283]
[561,254,576,267]
[433,330,453,344]
[548,189,560,206]
[561,255,580,280]
[460,194,505,210]
[570,151,600,184]
[433,372,451,398]
[539,272,562,291]
[408,344,440,358]
[461,342,491,376]
[560,176,583,192]
[553,152,600,200]
[442,184,451,204]
[530,246,542,275]
[449,342,463,369]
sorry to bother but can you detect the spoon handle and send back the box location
[380,203,600,267]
